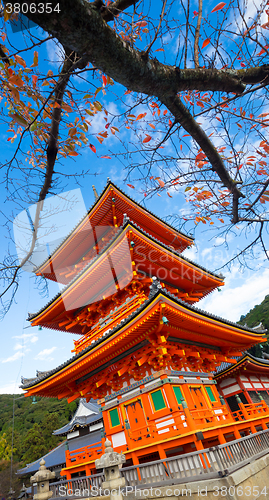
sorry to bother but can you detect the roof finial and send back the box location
[92,185,99,201]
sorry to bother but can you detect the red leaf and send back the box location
[211,2,226,13]
[202,39,210,49]
[135,20,147,27]
[136,113,147,121]
[143,134,152,143]
[89,144,96,153]
[157,179,165,188]
[102,75,107,86]
[14,55,26,68]
[167,192,172,198]
[100,155,111,159]
[127,184,134,188]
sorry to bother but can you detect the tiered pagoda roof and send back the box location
[28,220,224,338]
[34,181,194,283]
[22,287,266,401]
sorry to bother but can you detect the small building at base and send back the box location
[215,352,269,413]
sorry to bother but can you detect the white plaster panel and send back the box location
[250,376,259,381]
[264,383,269,388]
[219,377,237,388]
[253,383,263,388]
[240,376,248,381]
[90,422,103,432]
[111,431,127,448]
[156,419,175,429]
[67,430,79,440]
[158,428,170,434]
[261,377,269,382]
[243,383,253,389]
[222,384,241,395]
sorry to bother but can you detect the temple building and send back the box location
[17,399,102,478]
[21,181,269,479]
[215,352,269,412]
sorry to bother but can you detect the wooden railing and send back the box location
[50,472,104,499]
[65,441,103,468]
[232,400,269,421]
[73,295,144,353]
[50,430,269,497]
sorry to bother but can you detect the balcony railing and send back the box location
[50,430,269,498]
[65,441,103,468]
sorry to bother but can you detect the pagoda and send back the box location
[21,181,269,479]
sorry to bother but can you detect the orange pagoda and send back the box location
[21,180,269,479]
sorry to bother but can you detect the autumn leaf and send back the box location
[68,151,79,156]
[202,39,211,49]
[32,74,38,88]
[102,75,107,86]
[31,51,38,67]
[100,156,111,159]
[136,113,147,121]
[10,113,28,127]
[14,55,26,68]
[143,134,152,143]
[167,192,172,198]
[135,20,147,27]
[157,179,165,188]
[89,144,96,153]
[211,2,226,13]
[8,75,24,87]
[62,103,72,113]
[127,184,134,188]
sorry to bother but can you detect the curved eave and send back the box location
[215,353,269,380]
[34,181,194,279]
[29,222,224,330]
[22,291,266,394]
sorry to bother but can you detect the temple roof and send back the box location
[53,399,101,435]
[21,288,267,398]
[28,221,224,334]
[17,431,102,475]
[34,181,194,281]
[215,352,269,380]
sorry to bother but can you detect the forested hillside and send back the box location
[239,295,269,357]
[0,394,78,497]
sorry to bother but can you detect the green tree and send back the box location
[21,423,47,465]
[0,433,13,461]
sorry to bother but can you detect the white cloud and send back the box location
[13,333,38,343]
[200,268,269,322]
[2,349,30,363]
[34,347,57,360]
[0,382,24,394]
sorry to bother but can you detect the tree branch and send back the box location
[194,0,202,68]
[160,93,244,200]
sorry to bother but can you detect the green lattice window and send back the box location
[173,386,185,405]
[151,389,166,411]
[205,386,216,402]
[109,408,120,427]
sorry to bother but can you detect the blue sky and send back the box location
[1,2,269,394]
